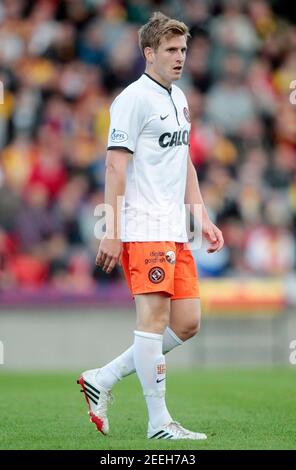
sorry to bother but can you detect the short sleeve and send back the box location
[107,89,146,154]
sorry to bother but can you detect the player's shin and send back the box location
[133,330,172,428]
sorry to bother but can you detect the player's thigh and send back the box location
[135,293,171,333]
[172,243,199,300]
[169,298,201,338]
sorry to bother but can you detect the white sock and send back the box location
[133,330,171,428]
[96,326,183,390]
[162,326,183,354]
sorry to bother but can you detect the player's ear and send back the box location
[144,46,154,64]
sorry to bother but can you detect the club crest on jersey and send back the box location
[183,107,191,123]
[165,251,176,264]
[111,128,128,143]
[148,267,165,284]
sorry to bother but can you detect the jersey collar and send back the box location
[143,73,172,95]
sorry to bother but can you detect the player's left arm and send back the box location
[185,154,224,253]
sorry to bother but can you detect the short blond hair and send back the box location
[138,11,190,57]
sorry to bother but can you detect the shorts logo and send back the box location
[111,128,128,143]
[148,267,165,284]
[183,107,191,123]
[165,251,176,264]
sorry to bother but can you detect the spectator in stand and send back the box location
[0,0,295,292]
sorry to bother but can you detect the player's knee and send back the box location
[137,319,167,334]
[186,321,200,339]
[135,293,170,333]
[137,310,169,334]
[179,317,201,340]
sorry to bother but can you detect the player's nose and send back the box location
[176,52,184,63]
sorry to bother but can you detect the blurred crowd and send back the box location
[0,0,295,292]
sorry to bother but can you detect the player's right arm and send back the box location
[96,86,145,273]
[96,149,131,274]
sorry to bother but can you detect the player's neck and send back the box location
[144,68,172,91]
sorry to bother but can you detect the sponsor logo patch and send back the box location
[145,251,165,265]
[111,128,128,143]
[148,266,165,284]
[165,251,176,264]
[159,130,189,148]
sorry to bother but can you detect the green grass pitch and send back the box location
[0,368,295,450]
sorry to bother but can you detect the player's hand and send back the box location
[96,236,122,273]
[202,218,224,253]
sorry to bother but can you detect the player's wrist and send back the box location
[201,207,210,223]
[105,233,121,241]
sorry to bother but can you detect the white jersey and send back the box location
[107,73,191,242]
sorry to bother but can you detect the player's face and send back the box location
[147,35,187,88]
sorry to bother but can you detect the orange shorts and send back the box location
[121,241,199,300]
